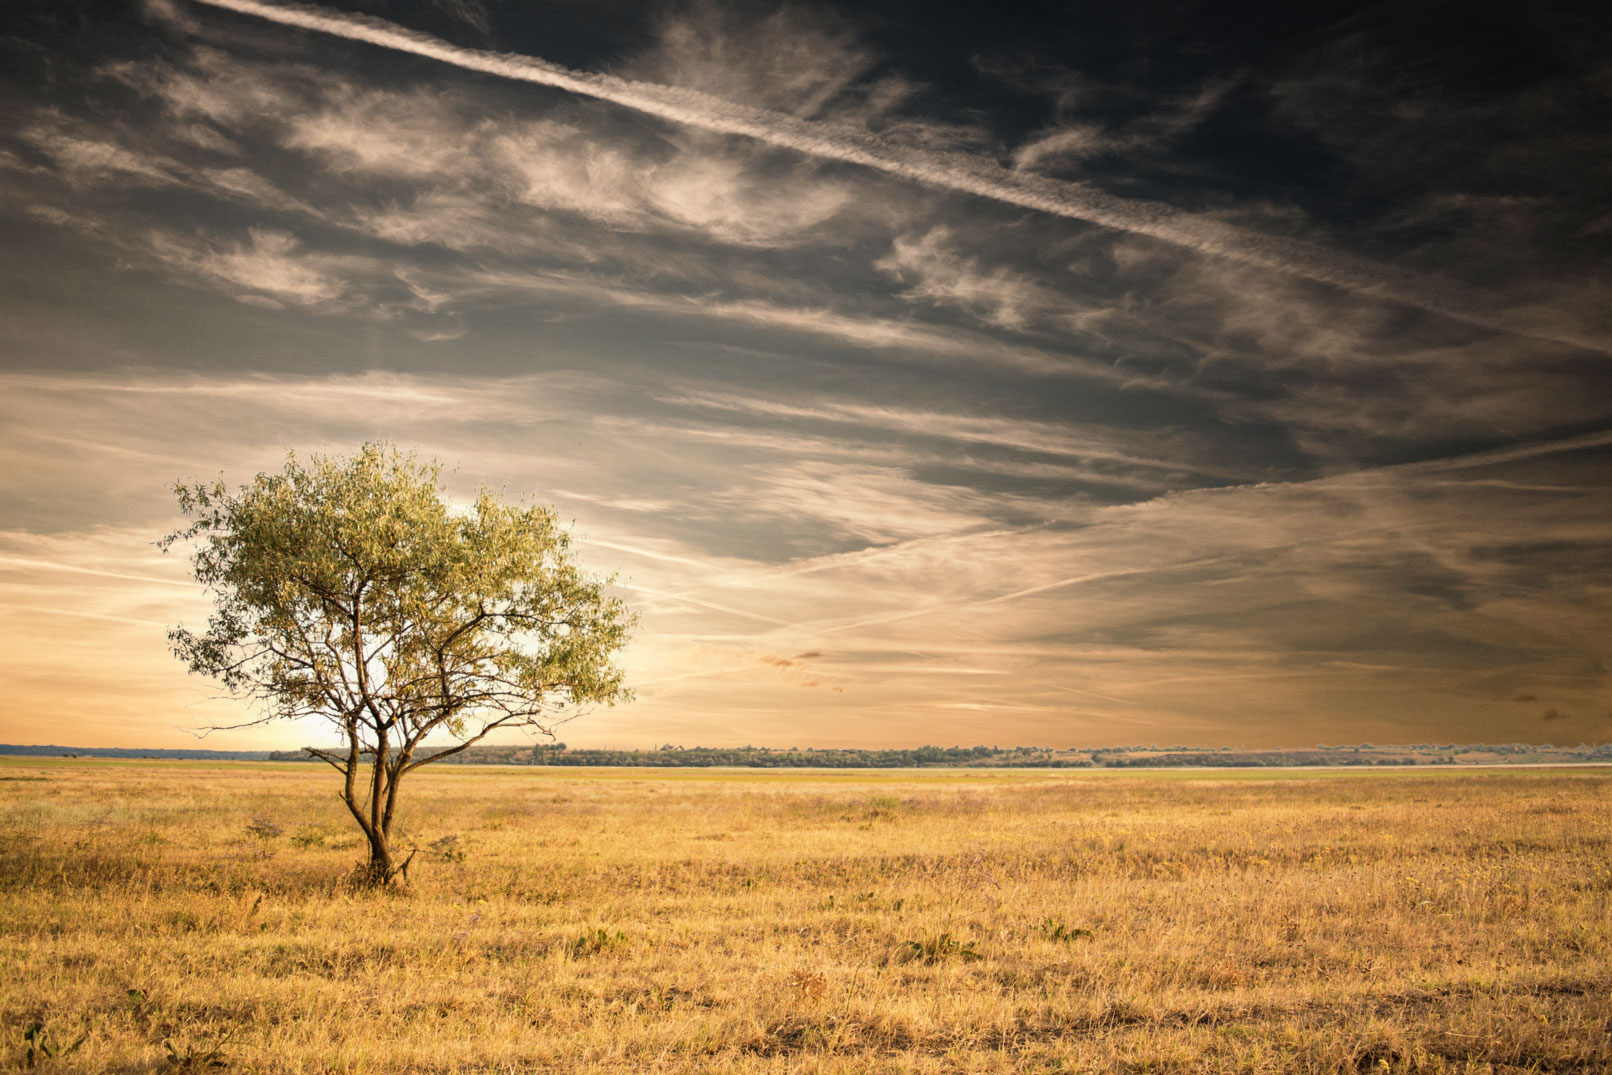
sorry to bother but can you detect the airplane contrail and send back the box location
[192,0,1605,354]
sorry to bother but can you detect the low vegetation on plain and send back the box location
[2,759,1608,1072]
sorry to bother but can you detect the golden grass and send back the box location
[1,758,1608,1073]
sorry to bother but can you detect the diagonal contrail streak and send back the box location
[0,555,197,588]
[615,582,801,629]
[192,0,1605,355]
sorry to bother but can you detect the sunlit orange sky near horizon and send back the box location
[3,0,1611,751]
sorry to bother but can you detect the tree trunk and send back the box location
[364,828,395,885]
[338,743,405,887]
[361,726,395,885]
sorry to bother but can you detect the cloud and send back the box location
[137,0,201,32]
[187,0,1609,354]
[97,43,874,252]
[484,119,855,245]
[875,228,1064,330]
[7,3,1611,749]
[13,113,217,198]
[58,25,1605,438]
[411,264,1139,381]
[16,37,1604,512]
[23,126,185,186]
[1031,236,1612,454]
[4,368,1610,746]
[105,45,327,128]
[660,390,1239,482]
[7,142,1126,384]
[198,166,312,213]
[15,93,307,212]
[0,525,259,742]
[1010,77,1236,172]
[620,2,880,120]
[283,87,471,179]
[424,0,489,33]
[147,227,351,309]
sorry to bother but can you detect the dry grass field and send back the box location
[1,759,1608,1073]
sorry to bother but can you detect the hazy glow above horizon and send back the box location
[2,0,1610,749]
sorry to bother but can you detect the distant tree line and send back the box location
[1092,751,1418,768]
[15,740,1608,766]
[526,744,1092,768]
[0,744,278,760]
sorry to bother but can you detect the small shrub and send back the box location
[900,932,979,965]
[22,1022,84,1068]
[865,795,900,819]
[1040,918,1094,943]
[244,818,283,840]
[571,927,626,956]
[429,834,465,863]
[163,1030,231,1071]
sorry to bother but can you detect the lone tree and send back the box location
[162,443,633,884]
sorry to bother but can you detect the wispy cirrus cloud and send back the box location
[400,263,1142,381]
[659,390,1241,482]
[875,227,1067,330]
[3,0,1609,750]
[620,2,881,120]
[23,123,187,187]
[1004,72,1236,173]
[22,14,1598,451]
[6,367,1607,746]
[149,227,352,309]
[186,0,1610,354]
[119,45,867,250]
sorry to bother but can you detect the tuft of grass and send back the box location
[786,968,828,999]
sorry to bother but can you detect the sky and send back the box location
[2,0,1610,751]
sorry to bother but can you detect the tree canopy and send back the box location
[161,443,633,882]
